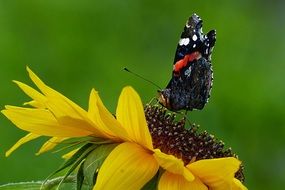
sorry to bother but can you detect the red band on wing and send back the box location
[174,51,201,73]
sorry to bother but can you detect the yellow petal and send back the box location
[187,157,241,190]
[232,178,248,190]
[116,86,153,149]
[153,149,194,181]
[6,133,40,157]
[13,80,46,108]
[2,106,96,137]
[23,100,44,108]
[158,171,207,190]
[88,89,129,141]
[56,115,104,137]
[36,137,67,155]
[26,67,95,130]
[62,148,79,160]
[94,142,158,190]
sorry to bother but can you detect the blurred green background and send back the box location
[0,0,284,189]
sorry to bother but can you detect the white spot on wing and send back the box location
[205,49,208,54]
[184,38,190,45]
[179,38,190,46]
[192,34,197,41]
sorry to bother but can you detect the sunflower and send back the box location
[2,67,247,190]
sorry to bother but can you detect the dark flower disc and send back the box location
[144,105,244,182]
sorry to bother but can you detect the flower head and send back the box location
[145,105,246,189]
[2,67,247,190]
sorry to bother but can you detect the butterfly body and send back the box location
[158,14,216,111]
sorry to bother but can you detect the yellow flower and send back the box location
[2,67,247,190]
[2,67,128,156]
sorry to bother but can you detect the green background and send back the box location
[0,0,284,189]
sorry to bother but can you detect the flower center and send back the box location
[144,105,245,182]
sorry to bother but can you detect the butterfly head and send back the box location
[157,89,171,110]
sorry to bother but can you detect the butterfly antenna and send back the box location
[123,67,162,90]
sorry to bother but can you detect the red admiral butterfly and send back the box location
[158,13,216,111]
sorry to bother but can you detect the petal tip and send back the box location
[26,67,38,81]
[121,86,140,100]
[35,152,41,156]
[1,109,8,116]
[26,66,31,72]
[91,88,99,94]
[123,86,135,92]
[5,152,10,157]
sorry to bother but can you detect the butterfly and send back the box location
[158,13,216,111]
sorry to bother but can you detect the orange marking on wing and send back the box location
[174,51,201,73]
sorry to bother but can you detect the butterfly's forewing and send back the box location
[158,14,216,111]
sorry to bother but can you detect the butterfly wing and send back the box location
[158,14,216,111]
[173,14,216,77]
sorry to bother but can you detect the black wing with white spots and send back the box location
[158,14,216,111]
